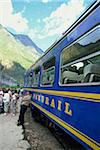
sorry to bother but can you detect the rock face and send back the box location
[0,25,42,84]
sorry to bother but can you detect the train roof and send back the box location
[27,0,99,72]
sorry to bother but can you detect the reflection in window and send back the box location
[25,71,33,87]
[24,74,28,87]
[61,26,100,66]
[61,55,100,84]
[41,57,55,86]
[28,72,33,86]
[33,67,40,86]
[60,26,100,84]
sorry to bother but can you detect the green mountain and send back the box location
[0,25,41,85]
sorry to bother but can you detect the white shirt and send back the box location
[0,95,3,104]
[8,90,12,96]
[3,93,10,103]
[0,90,3,95]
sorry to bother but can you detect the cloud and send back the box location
[0,0,28,32]
[37,19,41,23]
[28,0,85,42]
[42,0,85,37]
[27,28,44,40]
[42,0,49,3]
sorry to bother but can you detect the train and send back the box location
[24,1,100,149]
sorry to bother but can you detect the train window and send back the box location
[60,26,100,85]
[24,74,28,87]
[41,57,55,86]
[61,26,100,66]
[28,71,33,86]
[33,67,40,86]
[25,71,33,87]
[60,54,100,84]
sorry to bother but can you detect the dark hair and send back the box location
[14,90,17,93]
[4,89,8,93]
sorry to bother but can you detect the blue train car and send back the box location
[24,1,100,149]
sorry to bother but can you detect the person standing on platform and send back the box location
[3,89,10,115]
[17,91,31,128]
[16,89,23,113]
[11,90,18,116]
[0,91,4,113]
[0,89,3,95]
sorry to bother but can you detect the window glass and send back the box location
[61,54,100,84]
[61,26,100,66]
[24,75,28,87]
[25,71,33,87]
[28,72,33,86]
[60,26,100,84]
[41,57,55,86]
[61,55,100,84]
[33,67,40,86]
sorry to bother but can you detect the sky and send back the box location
[0,0,96,51]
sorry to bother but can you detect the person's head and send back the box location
[12,90,15,95]
[4,89,8,93]
[25,91,30,95]
[24,91,32,95]
[14,90,17,93]
[8,88,11,92]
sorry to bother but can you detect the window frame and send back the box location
[40,57,56,87]
[28,71,33,87]
[32,67,40,87]
[59,25,100,86]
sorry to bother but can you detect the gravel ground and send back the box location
[24,109,64,150]
[0,113,30,150]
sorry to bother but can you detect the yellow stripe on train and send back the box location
[25,88,100,102]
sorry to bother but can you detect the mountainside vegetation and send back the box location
[0,25,41,85]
